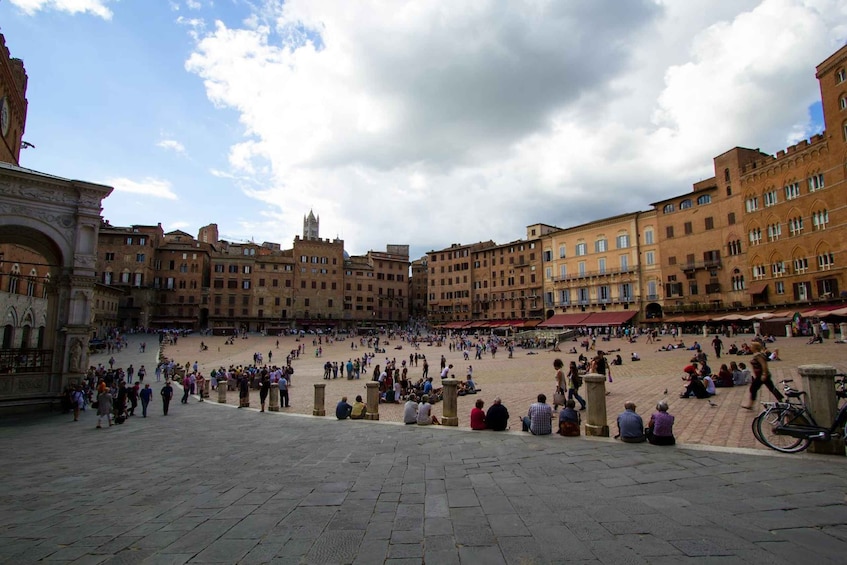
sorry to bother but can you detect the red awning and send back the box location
[581,311,638,326]
[538,313,592,327]
[748,283,768,295]
[522,319,543,328]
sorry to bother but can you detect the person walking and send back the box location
[96,383,113,428]
[161,380,174,415]
[70,385,84,422]
[566,361,587,410]
[741,341,784,409]
[181,374,191,404]
[139,384,152,417]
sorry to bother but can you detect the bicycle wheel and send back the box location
[756,407,811,453]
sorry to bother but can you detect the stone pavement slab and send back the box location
[1,391,847,564]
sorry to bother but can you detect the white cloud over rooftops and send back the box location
[107,177,179,200]
[183,0,845,256]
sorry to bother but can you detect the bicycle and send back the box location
[751,375,847,453]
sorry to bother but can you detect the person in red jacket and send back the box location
[470,398,486,430]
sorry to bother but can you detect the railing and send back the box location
[0,349,54,374]
[680,259,722,271]
[552,266,637,282]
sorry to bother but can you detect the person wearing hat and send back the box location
[616,401,645,443]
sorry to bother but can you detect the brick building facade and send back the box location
[0,34,27,166]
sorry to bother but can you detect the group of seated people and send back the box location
[616,401,675,445]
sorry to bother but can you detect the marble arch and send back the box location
[0,162,112,408]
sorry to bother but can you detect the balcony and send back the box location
[681,259,722,272]
[552,265,637,283]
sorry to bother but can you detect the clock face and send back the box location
[0,96,9,138]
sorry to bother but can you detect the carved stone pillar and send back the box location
[217,380,228,404]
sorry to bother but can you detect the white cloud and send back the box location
[8,0,115,19]
[157,139,187,155]
[186,0,201,10]
[184,0,847,256]
[107,177,179,200]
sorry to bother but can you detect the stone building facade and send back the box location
[470,238,544,321]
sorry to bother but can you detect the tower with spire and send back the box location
[303,210,319,240]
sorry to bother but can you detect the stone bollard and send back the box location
[798,365,845,456]
[217,380,228,404]
[841,323,847,341]
[441,378,459,426]
[313,383,326,416]
[813,323,821,338]
[203,379,210,399]
[583,373,609,437]
[365,381,380,420]
[785,324,792,339]
[269,383,280,412]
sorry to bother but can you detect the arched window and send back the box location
[724,168,731,182]
[662,204,674,214]
[697,194,711,205]
[679,199,692,209]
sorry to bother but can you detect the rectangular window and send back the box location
[595,239,607,253]
[578,261,586,276]
[575,243,587,256]
[788,217,804,236]
[136,253,145,263]
[620,255,628,271]
[752,265,767,280]
[558,245,566,259]
[704,217,714,230]
[728,212,736,225]
[644,230,654,244]
[577,288,589,304]
[684,222,693,235]
[598,258,606,274]
[559,264,567,279]
[775,281,785,295]
[794,257,808,274]
[668,256,676,266]
[616,235,629,249]
[645,251,655,265]
[598,285,610,302]
[545,266,552,280]
[749,228,762,245]
[771,262,786,277]
[542,250,552,261]
[666,226,674,239]
[745,197,759,212]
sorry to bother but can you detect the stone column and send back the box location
[785,324,792,338]
[813,323,821,337]
[217,380,227,404]
[840,323,847,341]
[441,378,459,426]
[798,365,845,456]
[269,383,280,412]
[365,381,380,420]
[583,373,609,437]
[203,379,210,399]
[313,383,326,416]
[753,322,761,337]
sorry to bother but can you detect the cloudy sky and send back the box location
[2,0,845,260]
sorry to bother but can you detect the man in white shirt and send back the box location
[403,394,418,424]
[440,364,453,380]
